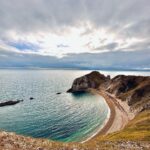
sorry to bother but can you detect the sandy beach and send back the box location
[86,89,135,142]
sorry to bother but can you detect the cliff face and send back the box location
[67,71,110,93]
[67,71,150,113]
[107,75,150,112]
[107,75,150,96]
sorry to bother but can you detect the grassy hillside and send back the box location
[95,110,150,141]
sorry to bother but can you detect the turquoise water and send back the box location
[0,69,109,142]
[0,69,149,142]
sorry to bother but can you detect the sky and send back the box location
[0,0,150,70]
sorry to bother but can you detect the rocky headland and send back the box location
[67,71,150,138]
[67,71,150,114]
[67,71,110,93]
[0,71,150,150]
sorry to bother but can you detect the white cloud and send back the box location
[0,0,150,68]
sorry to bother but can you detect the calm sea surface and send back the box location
[0,69,149,142]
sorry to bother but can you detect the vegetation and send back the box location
[95,110,150,141]
[0,110,150,150]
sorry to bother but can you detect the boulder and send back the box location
[30,97,34,100]
[56,92,61,95]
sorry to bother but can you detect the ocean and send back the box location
[0,69,149,142]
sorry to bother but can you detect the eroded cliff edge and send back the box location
[67,71,110,93]
[67,71,150,114]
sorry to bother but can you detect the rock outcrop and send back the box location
[56,92,61,95]
[67,71,150,113]
[0,100,23,107]
[67,71,110,93]
[29,97,34,100]
[107,75,150,112]
[106,75,150,96]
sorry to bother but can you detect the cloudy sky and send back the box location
[0,0,150,69]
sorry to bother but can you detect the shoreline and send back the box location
[83,89,132,142]
[81,100,110,143]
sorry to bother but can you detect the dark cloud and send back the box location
[0,0,150,69]
[0,48,150,70]
[0,0,150,36]
[93,42,118,51]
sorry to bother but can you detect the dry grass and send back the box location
[0,110,150,150]
[94,110,150,141]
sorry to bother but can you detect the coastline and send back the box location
[81,99,110,143]
[83,89,132,142]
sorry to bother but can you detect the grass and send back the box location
[0,110,150,149]
[95,110,150,141]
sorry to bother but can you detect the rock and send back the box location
[29,97,34,100]
[68,71,150,113]
[56,92,61,95]
[107,75,150,95]
[106,75,150,112]
[0,100,23,107]
[127,84,150,106]
[67,71,109,93]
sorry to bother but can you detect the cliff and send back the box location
[107,75,150,112]
[67,71,150,113]
[67,71,110,93]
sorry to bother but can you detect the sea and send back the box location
[0,69,149,142]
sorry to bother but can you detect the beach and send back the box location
[86,89,135,142]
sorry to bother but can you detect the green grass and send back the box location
[1,110,150,149]
[96,110,150,141]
